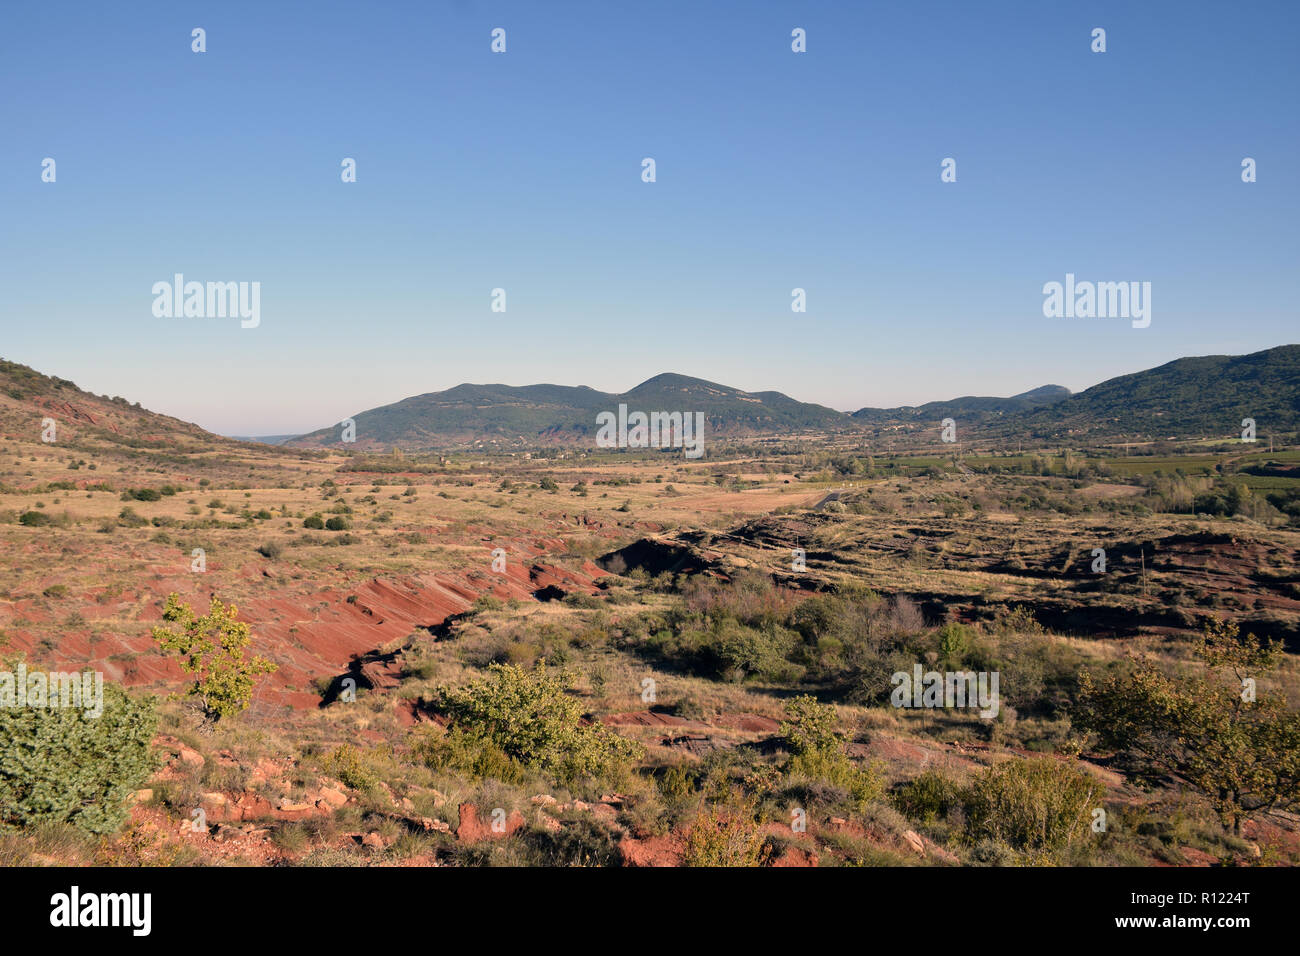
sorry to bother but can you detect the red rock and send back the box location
[456,802,525,843]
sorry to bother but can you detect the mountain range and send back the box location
[286,346,1300,450]
[2,347,1297,452]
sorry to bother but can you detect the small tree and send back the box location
[152,593,277,723]
[1076,620,1300,835]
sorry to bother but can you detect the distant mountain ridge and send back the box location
[286,346,1300,450]
[851,384,1072,423]
[5,345,1296,454]
[289,372,849,449]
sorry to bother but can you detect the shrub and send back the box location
[682,803,768,867]
[320,744,379,792]
[324,516,350,531]
[892,771,962,823]
[256,542,283,560]
[961,757,1097,853]
[0,674,157,835]
[780,694,884,808]
[438,663,642,787]
[707,619,801,683]
[411,726,528,785]
[18,511,51,528]
[117,507,148,527]
[1075,619,1300,834]
[302,514,325,530]
[937,622,974,669]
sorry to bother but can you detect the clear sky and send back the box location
[2,0,1297,435]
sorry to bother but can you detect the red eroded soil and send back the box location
[0,536,608,709]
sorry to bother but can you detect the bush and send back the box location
[324,516,350,531]
[682,803,768,867]
[780,695,883,808]
[438,663,643,787]
[18,511,51,528]
[892,771,962,823]
[961,757,1097,854]
[412,726,529,785]
[256,542,283,560]
[320,744,379,792]
[302,514,325,529]
[0,675,157,835]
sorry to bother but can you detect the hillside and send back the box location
[289,372,850,450]
[852,384,1072,423]
[0,358,236,454]
[1014,345,1300,442]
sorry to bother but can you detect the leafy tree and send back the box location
[1075,620,1300,835]
[0,667,157,835]
[151,593,277,723]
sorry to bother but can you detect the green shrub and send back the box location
[0,675,157,835]
[302,514,325,530]
[937,622,974,669]
[709,620,801,682]
[324,516,350,531]
[320,744,379,792]
[780,695,883,808]
[892,771,962,823]
[438,663,643,787]
[411,725,528,784]
[962,757,1098,853]
[18,511,51,528]
[682,803,768,867]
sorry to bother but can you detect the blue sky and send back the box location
[2,0,1297,435]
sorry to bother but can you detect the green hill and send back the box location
[289,373,849,450]
[1013,346,1300,442]
[852,384,1071,424]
